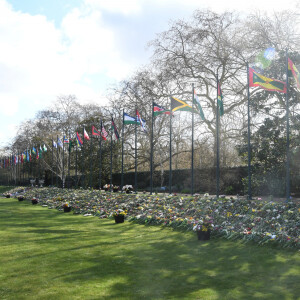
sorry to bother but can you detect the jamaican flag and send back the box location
[249,67,286,93]
[288,58,300,90]
[171,96,196,113]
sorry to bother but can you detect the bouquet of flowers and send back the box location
[112,209,127,217]
[193,216,214,232]
[62,202,70,208]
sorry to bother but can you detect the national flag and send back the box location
[92,125,101,136]
[32,146,37,155]
[39,146,43,158]
[288,58,300,90]
[84,128,90,140]
[193,89,205,120]
[101,123,108,141]
[53,140,57,148]
[63,136,69,144]
[171,96,195,113]
[111,118,120,140]
[76,132,83,146]
[58,138,63,148]
[43,144,47,151]
[36,149,39,160]
[217,83,224,116]
[27,150,30,162]
[123,112,137,124]
[69,139,74,151]
[153,102,171,116]
[136,110,147,132]
[249,67,287,93]
[29,149,32,161]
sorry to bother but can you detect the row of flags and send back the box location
[1,57,300,170]
[0,144,48,168]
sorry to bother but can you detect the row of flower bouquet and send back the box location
[3,186,299,248]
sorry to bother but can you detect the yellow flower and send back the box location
[202,226,208,232]
[227,212,232,217]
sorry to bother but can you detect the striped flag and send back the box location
[123,112,137,124]
[76,132,83,146]
[101,123,108,141]
[153,102,171,116]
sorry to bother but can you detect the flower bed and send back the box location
[6,187,299,249]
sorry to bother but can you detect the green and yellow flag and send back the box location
[249,67,286,93]
[288,58,300,90]
[171,96,195,113]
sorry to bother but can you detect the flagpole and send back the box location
[29,150,31,182]
[51,138,54,186]
[41,144,44,182]
[89,129,93,188]
[68,132,71,189]
[150,101,154,194]
[82,127,85,188]
[38,146,40,182]
[216,72,220,199]
[121,110,124,191]
[62,139,65,189]
[169,98,172,194]
[110,117,113,193]
[285,48,290,202]
[247,62,252,200]
[16,152,18,185]
[135,107,138,193]
[99,121,103,190]
[56,136,59,187]
[75,141,78,188]
[191,83,195,195]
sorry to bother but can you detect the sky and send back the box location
[0,0,299,149]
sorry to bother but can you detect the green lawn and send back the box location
[0,197,299,300]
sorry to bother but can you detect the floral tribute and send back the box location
[4,187,299,249]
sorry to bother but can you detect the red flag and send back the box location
[84,129,90,140]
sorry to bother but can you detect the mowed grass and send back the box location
[0,197,299,300]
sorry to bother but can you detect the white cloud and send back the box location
[84,0,142,15]
[0,0,132,118]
